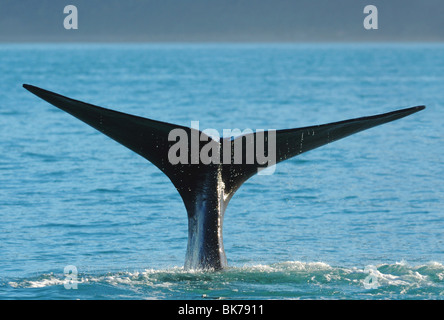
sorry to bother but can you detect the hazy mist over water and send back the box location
[0,0,443,42]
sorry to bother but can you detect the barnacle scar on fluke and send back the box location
[23,84,425,271]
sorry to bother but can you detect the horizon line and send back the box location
[1,40,444,45]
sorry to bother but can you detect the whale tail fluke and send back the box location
[219,105,425,198]
[23,83,425,206]
[24,83,425,270]
[22,84,213,206]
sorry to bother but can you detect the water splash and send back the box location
[3,261,444,299]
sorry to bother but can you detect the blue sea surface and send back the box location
[0,43,443,299]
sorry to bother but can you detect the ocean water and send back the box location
[0,43,443,300]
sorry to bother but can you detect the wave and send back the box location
[4,261,444,299]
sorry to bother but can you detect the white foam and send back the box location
[7,260,444,293]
